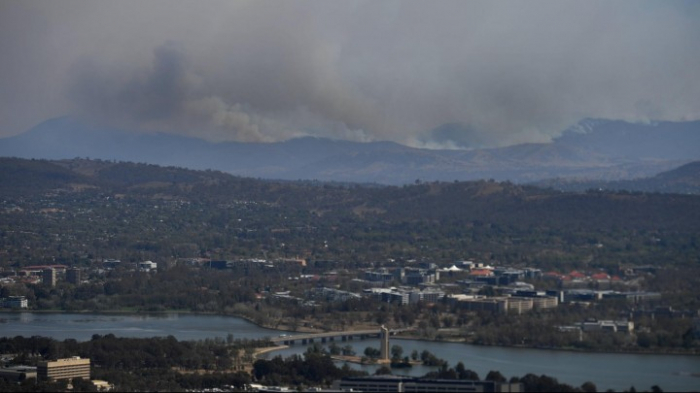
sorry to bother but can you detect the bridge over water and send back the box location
[271,328,407,346]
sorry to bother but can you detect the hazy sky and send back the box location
[1,1,699,148]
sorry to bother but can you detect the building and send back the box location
[601,291,662,302]
[448,293,558,315]
[366,287,445,306]
[504,297,534,314]
[380,325,390,361]
[404,268,439,285]
[18,264,68,277]
[92,379,115,391]
[531,296,559,310]
[277,258,307,267]
[449,296,517,314]
[2,296,28,309]
[37,357,90,381]
[449,295,506,313]
[511,291,559,310]
[333,376,523,392]
[102,259,121,269]
[365,288,409,305]
[579,319,634,334]
[139,261,157,271]
[0,366,37,382]
[408,289,442,304]
[365,269,396,285]
[66,268,81,285]
[308,287,361,302]
[562,289,603,303]
[43,268,57,288]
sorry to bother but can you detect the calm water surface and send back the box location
[0,312,283,341]
[1,312,698,391]
[267,339,700,392]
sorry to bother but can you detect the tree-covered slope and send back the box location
[1,157,698,269]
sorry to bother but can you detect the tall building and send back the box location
[380,325,390,361]
[66,268,81,285]
[37,357,90,381]
[43,268,57,287]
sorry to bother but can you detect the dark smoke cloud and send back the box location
[68,42,272,142]
[2,1,700,147]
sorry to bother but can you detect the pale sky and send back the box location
[1,1,699,148]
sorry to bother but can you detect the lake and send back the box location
[0,312,283,341]
[1,312,698,391]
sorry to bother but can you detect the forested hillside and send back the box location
[534,161,700,194]
[1,157,698,270]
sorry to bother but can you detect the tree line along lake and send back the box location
[1,312,698,392]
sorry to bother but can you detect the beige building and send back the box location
[37,357,90,381]
[531,296,559,310]
[92,379,115,391]
[450,294,558,314]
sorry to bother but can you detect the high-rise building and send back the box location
[66,268,81,285]
[37,357,90,381]
[380,325,390,361]
[43,268,57,287]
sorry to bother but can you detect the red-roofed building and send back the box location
[569,271,586,279]
[470,269,494,277]
[591,273,611,281]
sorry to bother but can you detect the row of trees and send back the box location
[0,334,265,392]
[0,334,271,372]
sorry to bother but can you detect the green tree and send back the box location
[390,345,403,361]
[375,365,392,375]
[485,370,507,383]
[364,347,381,358]
[581,381,597,392]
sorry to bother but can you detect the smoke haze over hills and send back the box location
[2,1,700,149]
[1,116,697,185]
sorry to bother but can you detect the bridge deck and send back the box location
[270,328,407,344]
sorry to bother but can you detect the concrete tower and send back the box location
[380,325,390,361]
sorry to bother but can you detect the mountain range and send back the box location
[0,117,698,185]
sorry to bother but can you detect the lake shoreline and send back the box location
[2,309,697,357]
[1,310,697,392]
[392,334,700,357]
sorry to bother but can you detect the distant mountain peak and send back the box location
[1,116,698,185]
